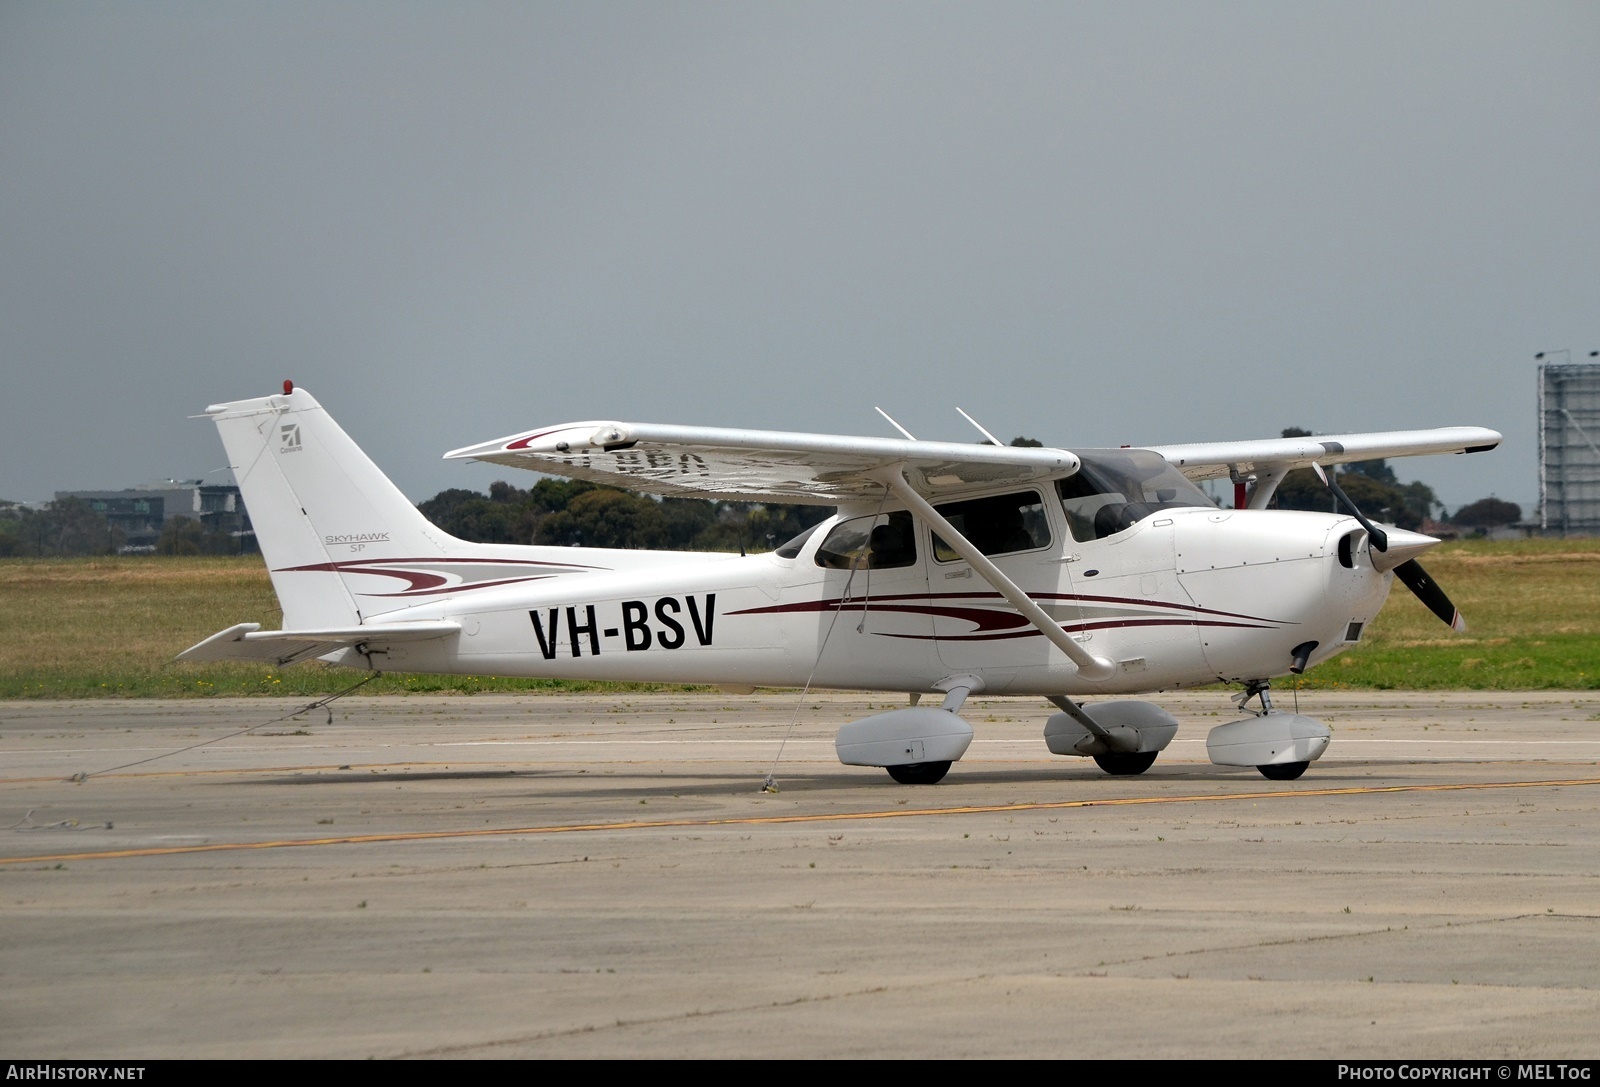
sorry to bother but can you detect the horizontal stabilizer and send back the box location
[177,621,461,667]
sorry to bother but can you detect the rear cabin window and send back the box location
[1057,450,1215,541]
[814,511,917,570]
[930,491,1051,562]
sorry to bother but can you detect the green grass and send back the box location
[1,539,1598,697]
[1293,537,1600,690]
[0,556,677,698]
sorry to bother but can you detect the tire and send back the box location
[1092,751,1158,776]
[886,761,952,785]
[1258,761,1309,781]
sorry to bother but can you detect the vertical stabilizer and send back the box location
[206,387,459,628]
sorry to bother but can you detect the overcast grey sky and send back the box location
[3,2,1595,513]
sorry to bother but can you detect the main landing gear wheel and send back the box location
[886,761,952,785]
[1258,761,1309,781]
[1092,751,1158,776]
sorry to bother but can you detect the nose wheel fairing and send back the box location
[1206,710,1331,771]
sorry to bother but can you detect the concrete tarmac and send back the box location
[2,689,1598,1059]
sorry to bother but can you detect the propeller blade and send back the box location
[1394,559,1466,632]
[1316,466,1388,552]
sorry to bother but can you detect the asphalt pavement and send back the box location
[2,690,1597,1059]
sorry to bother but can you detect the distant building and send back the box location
[1538,359,1600,535]
[1418,517,1462,541]
[56,481,254,552]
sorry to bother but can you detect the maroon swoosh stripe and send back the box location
[277,556,604,572]
[918,617,1280,642]
[273,557,605,595]
[730,594,1285,627]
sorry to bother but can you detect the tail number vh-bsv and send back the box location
[529,594,716,659]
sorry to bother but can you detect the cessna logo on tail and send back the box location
[279,424,302,453]
[529,594,716,659]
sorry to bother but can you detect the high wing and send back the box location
[446,422,1081,504]
[446,419,1500,500]
[1146,426,1503,483]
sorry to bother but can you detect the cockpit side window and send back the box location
[930,491,1051,562]
[1058,450,1215,541]
[814,511,917,569]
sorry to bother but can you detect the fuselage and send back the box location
[328,499,1396,697]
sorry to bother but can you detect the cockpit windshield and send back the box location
[1058,449,1216,541]
[773,522,821,559]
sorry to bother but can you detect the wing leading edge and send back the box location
[445,422,1081,504]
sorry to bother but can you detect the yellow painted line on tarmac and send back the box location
[0,761,528,786]
[4,775,1597,866]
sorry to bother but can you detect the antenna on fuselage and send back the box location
[956,406,1003,446]
[874,406,917,440]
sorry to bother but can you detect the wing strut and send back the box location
[875,469,1117,682]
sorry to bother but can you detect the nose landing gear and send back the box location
[1206,680,1330,780]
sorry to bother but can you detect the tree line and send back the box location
[417,478,830,552]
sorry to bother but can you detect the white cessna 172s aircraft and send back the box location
[180,382,1500,785]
